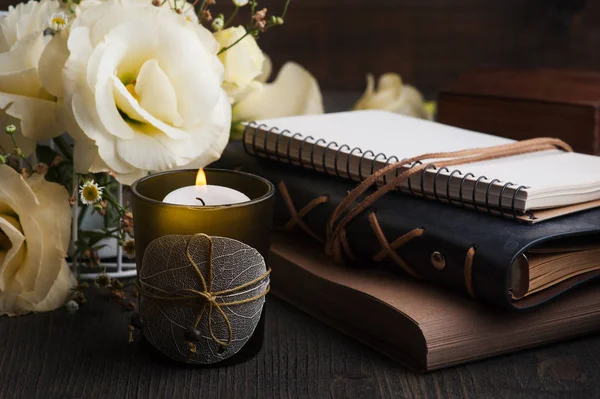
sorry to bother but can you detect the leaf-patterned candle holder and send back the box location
[130,169,275,365]
[137,234,270,364]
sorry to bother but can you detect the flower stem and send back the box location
[103,189,128,215]
[248,0,256,30]
[77,203,89,226]
[8,133,33,171]
[282,0,291,18]
[225,6,239,27]
[217,31,251,55]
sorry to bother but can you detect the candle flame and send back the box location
[195,169,207,186]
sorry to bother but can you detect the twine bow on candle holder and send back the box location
[134,233,271,354]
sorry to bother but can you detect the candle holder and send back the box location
[130,168,275,366]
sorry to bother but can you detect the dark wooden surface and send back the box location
[1,288,600,399]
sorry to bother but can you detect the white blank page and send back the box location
[254,110,600,210]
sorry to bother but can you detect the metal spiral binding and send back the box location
[311,139,327,171]
[359,150,375,180]
[433,167,450,202]
[242,122,533,220]
[299,135,315,170]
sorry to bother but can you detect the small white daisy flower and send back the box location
[79,180,103,205]
[49,11,69,32]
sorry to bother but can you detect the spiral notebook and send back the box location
[242,110,600,220]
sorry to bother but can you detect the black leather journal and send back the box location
[213,142,600,310]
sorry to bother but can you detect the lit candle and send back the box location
[162,169,250,206]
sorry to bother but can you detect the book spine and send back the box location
[242,122,533,221]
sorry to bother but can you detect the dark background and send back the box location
[3,0,597,96]
[210,0,597,96]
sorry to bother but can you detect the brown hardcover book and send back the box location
[269,234,600,372]
[438,67,600,155]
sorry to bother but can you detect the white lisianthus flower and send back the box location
[214,26,265,97]
[353,73,432,120]
[0,165,75,316]
[232,62,324,125]
[0,0,64,156]
[39,0,231,184]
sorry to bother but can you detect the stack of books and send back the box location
[213,110,600,372]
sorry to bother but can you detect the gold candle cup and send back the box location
[130,168,275,366]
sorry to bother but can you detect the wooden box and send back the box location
[438,67,600,155]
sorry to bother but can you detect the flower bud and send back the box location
[212,16,224,31]
[233,0,249,6]
[65,300,79,315]
[4,124,16,135]
[112,279,124,289]
[152,0,161,6]
[35,163,49,175]
[275,17,284,25]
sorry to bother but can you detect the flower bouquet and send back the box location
[0,0,325,316]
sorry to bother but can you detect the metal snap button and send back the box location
[431,251,446,270]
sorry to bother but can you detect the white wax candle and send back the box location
[162,185,250,206]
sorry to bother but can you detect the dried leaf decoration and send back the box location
[138,234,269,364]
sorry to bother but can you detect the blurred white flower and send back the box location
[353,73,432,120]
[233,0,249,6]
[214,26,264,94]
[39,0,231,184]
[172,0,199,24]
[232,62,324,133]
[0,0,64,156]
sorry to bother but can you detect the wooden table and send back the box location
[2,93,600,398]
[1,288,599,399]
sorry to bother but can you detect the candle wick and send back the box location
[195,197,206,206]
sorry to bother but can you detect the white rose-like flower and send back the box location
[0,165,75,316]
[353,73,432,120]
[0,0,64,156]
[214,26,265,95]
[39,0,231,184]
